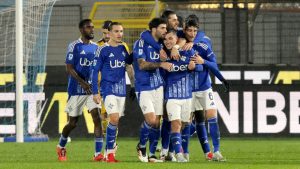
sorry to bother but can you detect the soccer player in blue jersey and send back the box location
[56,19,104,162]
[184,18,227,162]
[162,30,203,162]
[133,18,173,163]
[91,22,132,163]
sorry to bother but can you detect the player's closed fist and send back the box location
[192,54,204,64]
[171,47,180,61]
[79,81,92,94]
[159,49,167,61]
[188,61,196,70]
[160,62,173,72]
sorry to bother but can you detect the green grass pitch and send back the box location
[0,137,300,169]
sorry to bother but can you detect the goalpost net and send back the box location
[0,0,57,142]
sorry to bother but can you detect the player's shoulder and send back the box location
[135,38,145,47]
[195,42,209,51]
[90,41,98,47]
[96,43,109,56]
[67,39,82,52]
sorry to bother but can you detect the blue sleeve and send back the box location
[91,47,104,94]
[140,30,161,51]
[193,31,204,44]
[122,46,132,64]
[133,39,147,60]
[65,43,76,65]
[195,64,203,72]
[202,47,225,81]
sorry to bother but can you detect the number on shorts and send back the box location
[208,92,213,100]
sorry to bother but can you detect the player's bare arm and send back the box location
[138,58,172,71]
[66,64,92,94]
[126,64,135,88]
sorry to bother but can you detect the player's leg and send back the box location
[180,99,192,162]
[136,90,161,162]
[57,95,85,161]
[203,88,226,162]
[167,99,187,163]
[148,86,164,162]
[87,95,104,161]
[104,95,120,163]
[194,91,213,160]
[160,107,171,161]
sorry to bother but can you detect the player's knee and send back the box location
[206,109,217,119]
[109,114,119,125]
[68,121,77,129]
[171,120,181,132]
[194,110,205,123]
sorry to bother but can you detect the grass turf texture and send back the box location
[0,137,299,169]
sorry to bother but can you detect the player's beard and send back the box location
[85,34,94,40]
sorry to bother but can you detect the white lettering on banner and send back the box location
[214,92,239,133]
[244,71,270,84]
[290,92,300,133]
[0,93,15,134]
[24,93,45,134]
[257,92,286,133]
[215,71,241,84]
[243,92,253,133]
[0,93,45,134]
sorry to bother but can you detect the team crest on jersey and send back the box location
[80,50,86,55]
[109,53,115,57]
[181,55,187,61]
[68,53,73,60]
[139,49,143,55]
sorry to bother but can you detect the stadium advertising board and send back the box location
[0,65,299,137]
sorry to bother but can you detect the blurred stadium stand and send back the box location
[46,0,300,65]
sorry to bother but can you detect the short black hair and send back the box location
[79,19,92,29]
[148,17,167,30]
[166,29,177,37]
[102,20,112,29]
[184,17,199,29]
[108,22,122,31]
[185,14,200,27]
[161,10,176,20]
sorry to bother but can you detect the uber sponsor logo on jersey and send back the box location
[79,58,93,66]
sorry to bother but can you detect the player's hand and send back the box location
[191,54,204,64]
[171,47,180,61]
[188,61,196,70]
[93,94,101,104]
[182,42,194,51]
[159,49,167,61]
[80,81,92,94]
[129,87,136,100]
[222,80,230,93]
[160,62,173,72]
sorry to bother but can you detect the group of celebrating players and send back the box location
[55,9,230,163]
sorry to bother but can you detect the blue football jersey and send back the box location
[192,42,221,91]
[91,43,130,98]
[132,39,164,92]
[165,49,202,99]
[65,38,98,96]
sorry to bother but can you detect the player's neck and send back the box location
[107,39,119,47]
[151,32,159,42]
[81,37,90,44]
